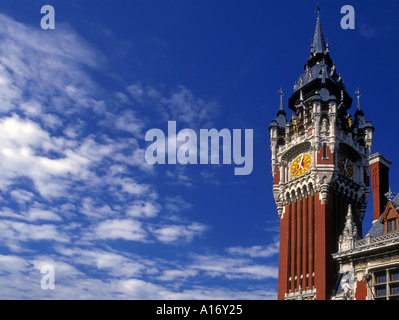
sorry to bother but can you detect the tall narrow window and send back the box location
[322,143,327,159]
[388,219,397,232]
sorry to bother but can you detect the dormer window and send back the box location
[380,201,399,234]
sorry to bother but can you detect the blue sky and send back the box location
[0,0,398,299]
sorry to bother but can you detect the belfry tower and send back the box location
[269,8,374,300]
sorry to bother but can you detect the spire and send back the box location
[290,4,352,113]
[354,88,365,118]
[311,4,326,55]
[274,87,286,128]
[276,87,286,117]
[355,88,361,111]
[278,87,284,112]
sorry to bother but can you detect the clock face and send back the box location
[338,154,353,178]
[291,154,311,177]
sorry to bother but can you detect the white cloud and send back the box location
[0,220,69,251]
[226,242,280,258]
[110,177,151,196]
[101,110,144,137]
[0,114,116,198]
[160,86,218,128]
[164,286,277,300]
[0,254,30,273]
[0,14,105,117]
[163,195,192,213]
[0,251,278,299]
[90,219,148,242]
[10,189,35,203]
[151,222,207,244]
[26,207,62,222]
[190,254,278,280]
[127,82,145,101]
[0,12,277,300]
[165,166,193,187]
[54,247,152,278]
[126,82,218,128]
[127,200,160,219]
[129,149,154,172]
[156,269,199,282]
[79,197,117,219]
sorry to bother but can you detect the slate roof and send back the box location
[311,6,326,55]
[366,215,385,237]
[392,193,399,207]
[365,191,399,238]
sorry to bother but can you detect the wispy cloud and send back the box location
[127,82,219,129]
[0,13,277,300]
[226,241,280,258]
[150,222,207,244]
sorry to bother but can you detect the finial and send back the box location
[385,187,396,202]
[279,87,284,111]
[355,88,361,110]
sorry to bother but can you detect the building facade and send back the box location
[332,191,399,300]
[268,7,398,300]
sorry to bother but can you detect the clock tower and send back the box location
[269,8,374,300]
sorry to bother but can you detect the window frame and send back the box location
[388,219,397,233]
[372,267,399,300]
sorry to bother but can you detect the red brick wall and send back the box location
[278,204,290,300]
[370,160,390,220]
[277,192,346,300]
[355,280,368,300]
[317,144,334,165]
[314,195,328,300]
[277,195,316,299]
[273,167,280,185]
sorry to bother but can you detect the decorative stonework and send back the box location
[336,230,399,256]
[285,288,317,300]
[337,205,360,252]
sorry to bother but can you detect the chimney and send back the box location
[369,153,391,220]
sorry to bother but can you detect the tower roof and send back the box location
[289,5,352,113]
[270,87,287,129]
[311,6,326,55]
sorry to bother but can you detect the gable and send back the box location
[380,201,399,233]
[380,201,399,222]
